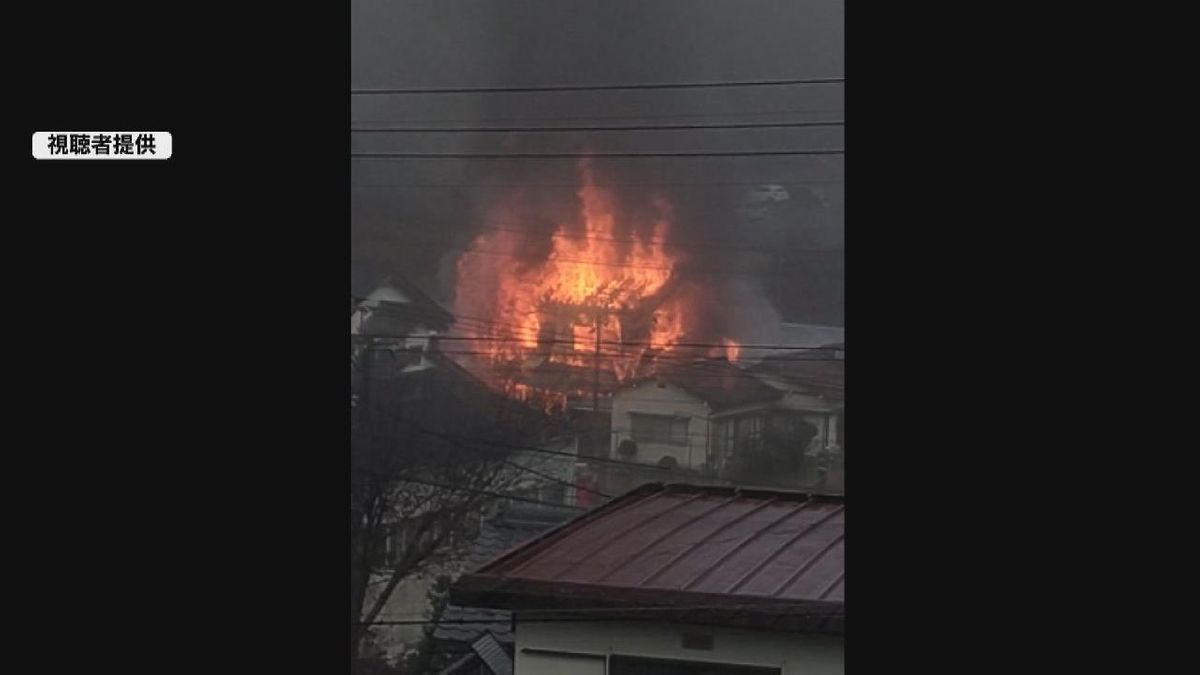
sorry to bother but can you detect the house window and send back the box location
[630,413,689,446]
[609,655,781,675]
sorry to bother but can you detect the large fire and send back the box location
[453,159,736,405]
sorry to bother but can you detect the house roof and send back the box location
[620,358,783,412]
[452,483,844,634]
[434,505,576,645]
[749,356,844,403]
[779,323,845,348]
[354,273,454,332]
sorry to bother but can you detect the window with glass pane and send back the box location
[630,413,689,446]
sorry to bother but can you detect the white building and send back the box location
[609,358,843,491]
[450,483,845,675]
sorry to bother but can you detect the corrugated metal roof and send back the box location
[453,484,844,632]
[471,632,513,675]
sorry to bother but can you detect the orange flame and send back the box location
[454,159,687,391]
[505,382,568,414]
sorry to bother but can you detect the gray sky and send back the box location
[351,0,844,325]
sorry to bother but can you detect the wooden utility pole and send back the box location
[350,333,373,665]
[359,335,373,425]
[592,310,601,415]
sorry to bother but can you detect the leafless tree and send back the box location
[350,339,542,666]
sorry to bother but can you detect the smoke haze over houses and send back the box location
[351,0,843,327]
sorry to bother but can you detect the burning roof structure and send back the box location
[450,159,766,408]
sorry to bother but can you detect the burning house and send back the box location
[449,159,779,420]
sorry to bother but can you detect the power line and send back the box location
[414,241,828,274]
[370,347,831,363]
[351,120,843,133]
[351,107,844,126]
[351,179,844,189]
[353,212,842,256]
[354,333,842,353]
[354,312,844,370]
[389,410,614,501]
[355,356,841,416]
[358,603,843,626]
[356,351,842,408]
[352,297,843,351]
[427,430,613,500]
[350,148,849,158]
[419,351,845,372]
[355,392,837,492]
[352,464,587,512]
[385,364,843,401]
[409,428,828,494]
[411,224,838,256]
[354,425,672,480]
[351,298,548,337]
[503,457,613,500]
[352,303,843,353]
[469,455,610,500]
[356,428,706,489]
[413,427,704,477]
[380,353,845,392]
[364,338,844,355]
[409,354,843,397]
[351,77,844,96]
[351,299,536,336]
[376,349,844,364]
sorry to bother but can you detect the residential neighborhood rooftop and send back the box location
[452,483,845,633]
[434,505,576,645]
[628,358,784,411]
[750,355,845,402]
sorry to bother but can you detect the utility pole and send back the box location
[592,310,601,415]
[358,335,374,429]
[591,307,606,459]
[350,332,373,665]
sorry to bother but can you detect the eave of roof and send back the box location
[450,483,844,635]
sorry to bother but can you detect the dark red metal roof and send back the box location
[452,483,844,633]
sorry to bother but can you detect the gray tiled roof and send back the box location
[434,506,574,644]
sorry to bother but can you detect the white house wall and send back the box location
[611,383,712,470]
[514,620,843,675]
